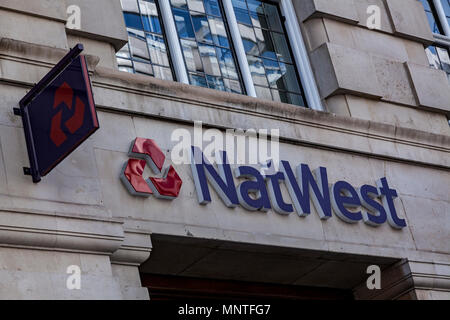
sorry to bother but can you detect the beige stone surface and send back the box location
[91,67,450,168]
[0,247,124,299]
[416,289,450,300]
[302,18,328,52]
[354,0,393,33]
[0,125,103,206]
[0,1,448,299]
[406,63,450,113]
[372,57,417,106]
[294,0,359,24]
[345,95,450,135]
[325,95,350,116]
[310,43,383,99]
[111,264,149,300]
[402,39,429,66]
[66,0,128,51]
[385,0,434,44]
[322,18,356,49]
[67,35,117,69]
[354,260,450,300]
[0,9,68,49]
[0,0,67,22]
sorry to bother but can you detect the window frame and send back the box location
[420,0,450,79]
[422,0,450,46]
[229,0,309,107]
[118,0,324,111]
[119,0,176,80]
[170,0,246,94]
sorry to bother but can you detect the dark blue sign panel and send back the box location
[18,44,99,183]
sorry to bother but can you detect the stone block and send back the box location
[354,0,393,33]
[294,0,359,24]
[0,9,68,49]
[310,43,383,99]
[66,0,128,51]
[322,18,356,49]
[401,196,450,254]
[372,57,417,106]
[92,111,137,153]
[385,0,434,44]
[351,26,409,62]
[325,95,351,116]
[0,247,124,299]
[346,95,450,135]
[402,39,429,66]
[302,19,328,52]
[0,0,67,22]
[406,62,450,113]
[67,35,117,69]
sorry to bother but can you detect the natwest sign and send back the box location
[15,44,99,183]
[121,138,406,230]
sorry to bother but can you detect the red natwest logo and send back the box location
[50,82,86,147]
[120,138,183,199]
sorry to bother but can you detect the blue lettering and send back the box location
[235,166,271,211]
[377,178,406,229]
[190,146,239,207]
[281,161,332,220]
[357,184,387,227]
[265,171,294,215]
[331,181,363,223]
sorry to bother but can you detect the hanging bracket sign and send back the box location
[14,44,99,183]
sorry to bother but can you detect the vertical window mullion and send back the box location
[433,0,450,36]
[158,0,190,84]
[223,0,258,97]
[279,0,324,111]
[138,1,154,71]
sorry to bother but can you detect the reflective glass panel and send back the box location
[234,0,305,106]
[442,0,450,27]
[419,0,443,34]
[172,0,243,93]
[118,0,173,81]
[426,45,450,81]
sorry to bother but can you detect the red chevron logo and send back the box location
[120,138,183,200]
[50,82,85,147]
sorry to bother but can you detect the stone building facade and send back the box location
[0,0,449,299]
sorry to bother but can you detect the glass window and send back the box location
[171,0,243,93]
[232,0,305,106]
[426,45,450,80]
[442,0,450,28]
[419,1,450,81]
[117,0,173,81]
[117,0,310,107]
[419,0,444,34]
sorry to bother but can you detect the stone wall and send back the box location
[297,0,450,133]
[0,0,448,299]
